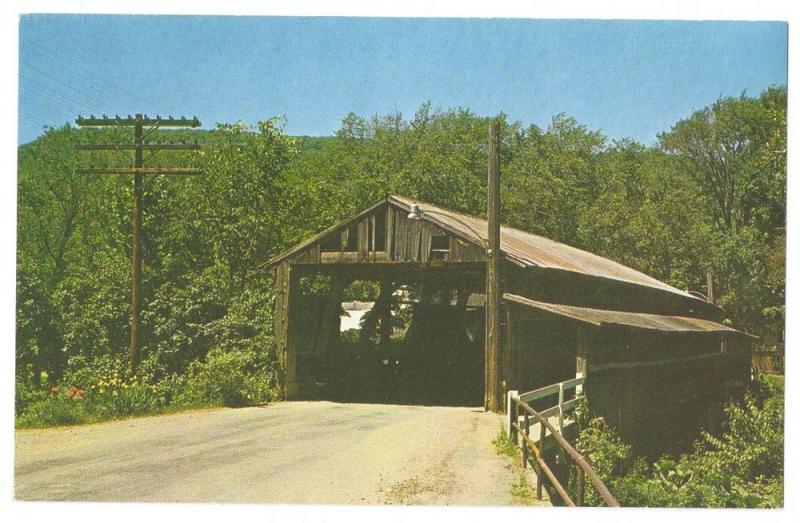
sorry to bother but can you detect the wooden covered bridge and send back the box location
[263,195,755,454]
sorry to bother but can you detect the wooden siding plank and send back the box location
[370,214,376,260]
[420,222,434,262]
[357,218,369,261]
[386,206,395,260]
[321,251,358,263]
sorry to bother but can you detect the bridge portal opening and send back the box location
[286,268,489,406]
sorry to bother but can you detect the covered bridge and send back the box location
[263,195,755,453]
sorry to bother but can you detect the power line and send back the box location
[20,60,118,112]
[18,99,79,131]
[22,43,157,109]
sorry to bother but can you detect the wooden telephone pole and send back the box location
[485,122,501,412]
[76,114,202,371]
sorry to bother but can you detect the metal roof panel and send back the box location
[504,293,755,337]
[389,195,697,300]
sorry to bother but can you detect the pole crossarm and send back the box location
[77,167,202,175]
[76,115,201,128]
[76,144,202,151]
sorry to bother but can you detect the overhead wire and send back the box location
[20,60,117,112]
[22,42,158,109]
[19,39,206,142]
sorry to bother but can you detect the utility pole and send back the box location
[707,271,715,304]
[131,118,144,373]
[76,114,202,371]
[485,122,501,412]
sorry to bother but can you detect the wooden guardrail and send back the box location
[508,378,619,507]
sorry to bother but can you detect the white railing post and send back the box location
[507,390,519,444]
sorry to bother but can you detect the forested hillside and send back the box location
[15,87,785,424]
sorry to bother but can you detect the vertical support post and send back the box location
[576,466,585,506]
[485,122,501,412]
[275,261,300,399]
[386,206,395,260]
[316,274,344,361]
[536,421,546,500]
[379,279,393,347]
[558,382,565,433]
[357,217,369,261]
[370,214,376,260]
[576,326,589,396]
[505,304,515,393]
[507,390,519,444]
[285,268,300,398]
[129,115,143,372]
[522,408,530,469]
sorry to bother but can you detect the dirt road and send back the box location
[15,401,539,505]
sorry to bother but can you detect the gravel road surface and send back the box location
[16,401,537,505]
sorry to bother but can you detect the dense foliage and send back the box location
[575,375,784,507]
[16,87,785,427]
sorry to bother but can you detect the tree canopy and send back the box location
[16,87,786,390]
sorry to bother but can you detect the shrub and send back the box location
[176,347,276,407]
[88,382,160,419]
[17,393,87,428]
[15,377,48,416]
[575,375,784,507]
[61,353,130,395]
[16,346,279,427]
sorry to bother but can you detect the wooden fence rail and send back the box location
[508,378,619,507]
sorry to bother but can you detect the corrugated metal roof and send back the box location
[263,195,711,307]
[389,195,698,301]
[504,293,755,337]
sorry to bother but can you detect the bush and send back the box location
[16,347,280,427]
[575,375,784,507]
[176,347,276,407]
[61,354,130,395]
[17,392,87,428]
[89,383,160,419]
[15,377,48,416]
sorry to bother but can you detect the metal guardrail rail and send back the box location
[507,377,619,507]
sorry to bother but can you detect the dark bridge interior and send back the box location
[290,267,489,407]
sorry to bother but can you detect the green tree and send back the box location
[659,87,786,234]
[659,87,786,336]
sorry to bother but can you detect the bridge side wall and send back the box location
[584,326,752,457]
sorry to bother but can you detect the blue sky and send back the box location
[18,15,787,145]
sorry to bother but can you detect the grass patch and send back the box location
[493,427,520,459]
[494,426,538,505]
[511,474,535,505]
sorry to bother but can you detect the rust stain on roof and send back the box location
[389,195,695,300]
[504,293,755,337]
